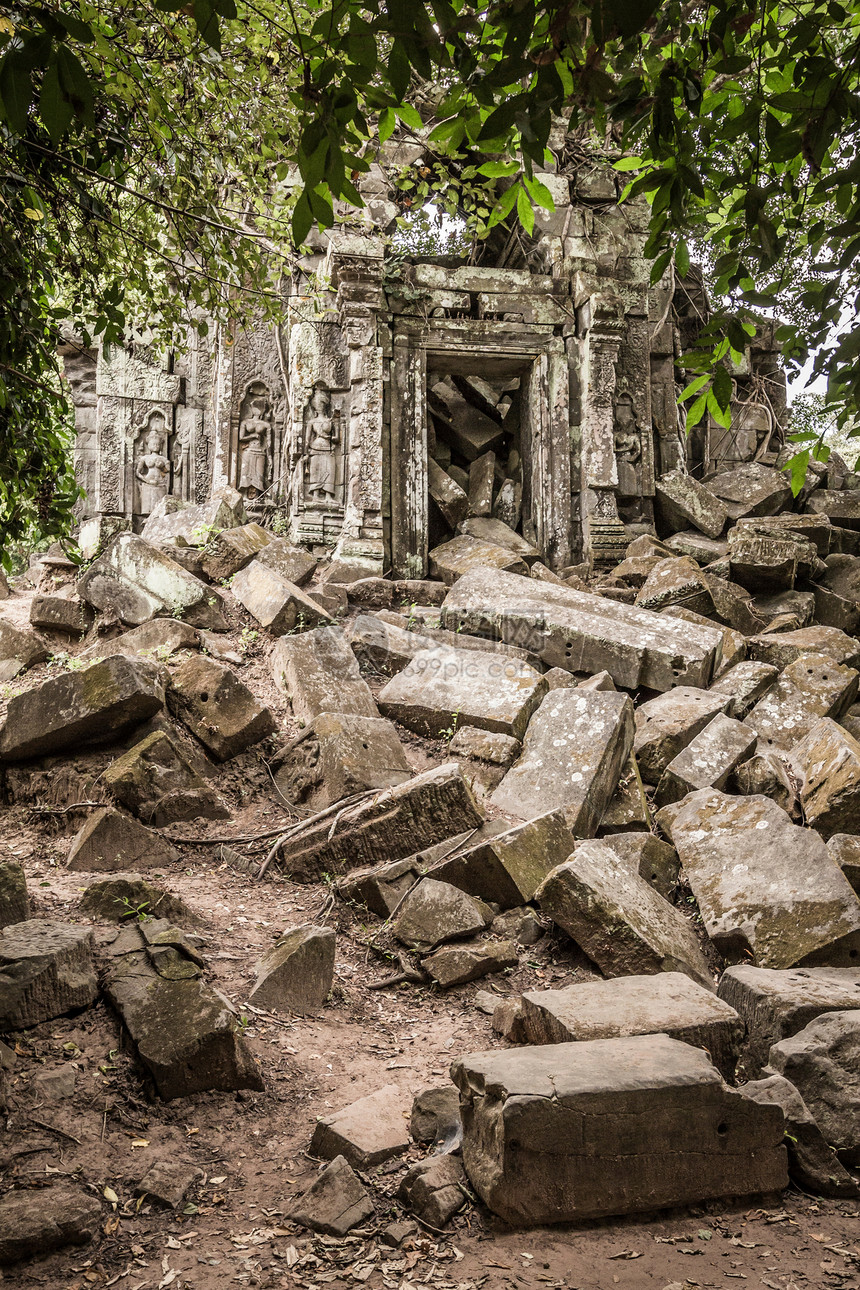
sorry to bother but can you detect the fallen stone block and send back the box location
[701,569,768,634]
[807,488,860,530]
[78,533,227,630]
[491,906,543,945]
[518,972,742,1077]
[670,790,860,968]
[103,921,262,1099]
[271,626,378,724]
[310,1084,411,1168]
[103,729,229,826]
[661,605,745,674]
[394,578,448,608]
[739,510,833,555]
[378,647,546,741]
[451,1035,786,1225]
[80,874,193,925]
[135,1158,200,1208]
[468,451,495,516]
[448,725,520,766]
[169,655,276,761]
[429,535,529,584]
[767,1010,860,1165]
[717,964,860,1076]
[728,530,816,593]
[633,686,732,786]
[0,654,165,762]
[739,1074,859,1197]
[428,458,469,528]
[829,834,860,895]
[336,857,421,918]
[0,1187,102,1265]
[200,522,275,582]
[289,1156,374,1236]
[731,749,797,812]
[0,920,97,1030]
[31,1065,77,1100]
[744,653,859,751]
[655,470,729,539]
[754,588,816,629]
[422,939,518,988]
[666,530,730,563]
[598,753,652,833]
[67,805,179,873]
[655,712,757,806]
[141,495,240,547]
[83,618,199,662]
[635,556,715,616]
[0,861,29,927]
[249,925,335,1014]
[398,1156,468,1227]
[410,1085,462,1146]
[460,517,541,563]
[278,763,484,881]
[707,462,792,520]
[77,513,132,560]
[596,832,679,900]
[252,537,317,586]
[490,690,634,830]
[274,712,411,811]
[394,878,491,952]
[748,626,860,671]
[537,841,712,987]
[788,718,860,839]
[429,810,577,909]
[710,660,779,718]
[0,618,49,682]
[441,567,724,692]
[345,577,394,610]
[350,614,440,677]
[29,594,94,637]
[232,559,328,635]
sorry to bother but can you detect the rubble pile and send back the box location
[5,454,860,1265]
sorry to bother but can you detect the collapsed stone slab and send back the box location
[768,1010,860,1165]
[667,790,860,968]
[743,653,859,751]
[829,833,860,894]
[83,617,199,661]
[0,1187,102,1265]
[422,939,518,988]
[289,1156,374,1236]
[0,654,165,761]
[336,856,421,917]
[0,920,97,1030]
[441,567,724,691]
[80,875,193,925]
[739,1074,860,1197]
[393,878,491,952]
[141,495,240,547]
[0,861,29,928]
[709,660,779,718]
[271,626,378,724]
[748,626,860,671]
[274,712,412,811]
[707,462,792,521]
[231,558,327,635]
[451,1035,786,1225]
[429,810,577,909]
[633,686,732,786]
[310,1084,411,1168]
[429,535,529,584]
[0,618,49,682]
[67,808,179,874]
[655,712,757,806]
[655,470,729,539]
[103,729,229,826]
[594,831,679,900]
[788,717,860,839]
[29,594,94,637]
[78,533,227,629]
[249,925,335,1014]
[398,1156,468,1227]
[169,655,277,760]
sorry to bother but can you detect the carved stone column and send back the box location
[578,291,628,562]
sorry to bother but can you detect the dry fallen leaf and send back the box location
[130,1139,149,1150]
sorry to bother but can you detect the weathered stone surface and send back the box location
[0,654,165,762]
[32,1064,77,1100]
[537,841,712,987]
[729,530,816,593]
[490,690,634,830]
[78,533,227,629]
[398,1156,468,1227]
[491,906,544,945]
[448,725,520,766]
[519,972,742,1076]
[135,1158,200,1208]
[468,452,496,517]
[597,832,679,900]
[80,874,193,924]
[83,618,199,661]
[103,729,229,826]
[337,856,420,917]
[271,626,377,724]
[141,496,239,547]
[739,1074,860,1197]
[754,588,816,629]
[428,458,469,528]
[200,522,275,582]
[635,556,714,615]
[169,655,276,760]
[442,567,724,692]
[460,517,541,562]
[67,806,179,872]
[710,660,778,718]
[29,594,94,636]
[788,718,860,839]
[655,712,757,806]
[732,750,797,813]
[393,878,490,952]
[661,605,746,674]
[275,712,411,811]
[452,1035,786,1225]
[0,618,49,682]
[430,810,577,909]
[666,530,730,563]
[599,753,652,833]
[378,647,546,741]
[718,964,860,1075]
[410,1085,462,1145]
[669,790,860,968]
[748,626,860,671]
[103,921,262,1099]
[429,535,529,584]
[232,559,327,635]
[277,763,484,881]
[0,861,28,927]
[744,653,859,751]
[767,1010,860,1165]
[77,513,132,560]
[702,570,768,634]
[0,1187,102,1265]
[249,925,335,1014]
[423,939,518,988]
[829,833,860,895]
[253,537,317,586]
[310,1084,411,1168]
[289,1156,374,1236]
[807,489,860,530]
[741,511,833,555]
[655,471,729,539]
[0,920,97,1029]
[633,687,732,786]
[707,463,792,521]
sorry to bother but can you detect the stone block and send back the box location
[422,939,518,988]
[0,1187,102,1265]
[429,810,577,909]
[537,842,711,986]
[32,1065,77,1100]
[490,690,634,830]
[655,471,729,539]
[78,533,227,630]
[441,567,724,691]
[103,729,230,826]
[633,686,732,786]
[828,833,860,895]
[249,925,335,1014]
[83,618,199,661]
[310,1084,411,1168]
[468,451,495,516]
[0,654,165,762]
[597,832,679,900]
[807,489,860,530]
[289,1156,374,1236]
[662,605,746,674]
[271,626,378,724]
[635,556,714,615]
[767,1010,860,1165]
[275,712,411,811]
[67,806,179,872]
[491,906,544,945]
[169,655,277,760]
[728,530,814,592]
[410,1085,462,1145]
[277,763,484,881]
[459,517,541,563]
[378,647,546,741]
[669,789,860,968]
[598,753,652,833]
[448,725,520,766]
[710,660,778,718]
[77,513,132,560]
[741,510,833,555]
[739,1074,860,1197]
[518,972,742,1076]
[0,861,28,927]
[337,856,420,917]
[665,531,729,563]
[200,522,275,582]
[231,559,328,635]
[788,718,860,839]
[701,570,767,634]
[451,1035,787,1225]
[0,920,97,1030]
[29,594,94,637]
[429,535,529,584]
[252,537,317,585]
[707,462,792,520]
[398,1156,468,1227]
[655,712,757,806]
[393,878,491,952]
[428,458,469,528]
[135,1158,200,1208]
[748,626,860,671]
[744,653,859,751]
[141,496,239,547]
[80,874,194,924]
[0,618,49,682]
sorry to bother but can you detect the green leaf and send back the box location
[785,449,810,496]
[292,190,314,246]
[0,52,33,135]
[378,106,395,143]
[396,104,423,131]
[193,0,221,51]
[478,161,518,178]
[38,58,73,143]
[678,374,709,403]
[650,249,672,284]
[516,185,535,235]
[686,391,709,430]
[612,156,644,171]
[712,364,733,412]
[675,238,690,279]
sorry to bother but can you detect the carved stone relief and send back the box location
[133,409,172,515]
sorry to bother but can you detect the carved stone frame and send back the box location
[390,318,571,578]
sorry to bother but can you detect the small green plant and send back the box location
[238,626,259,654]
[438,708,460,746]
[270,511,289,537]
[191,522,222,547]
[115,895,151,922]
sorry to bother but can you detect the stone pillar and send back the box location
[578,291,628,562]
